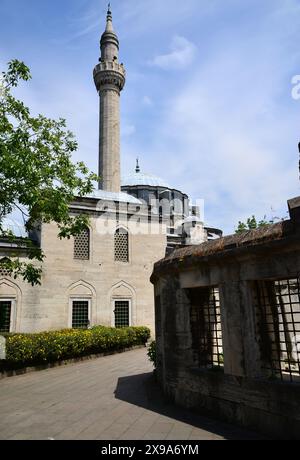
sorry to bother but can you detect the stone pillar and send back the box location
[219,281,245,377]
[98,88,121,192]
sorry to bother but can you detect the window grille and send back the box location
[189,286,223,368]
[74,228,90,260]
[255,278,300,383]
[72,300,89,329]
[0,267,10,277]
[114,228,129,262]
[0,301,11,332]
[0,258,11,277]
[114,300,130,328]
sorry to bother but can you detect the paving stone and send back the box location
[0,348,261,440]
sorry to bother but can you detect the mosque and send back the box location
[0,7,221,334]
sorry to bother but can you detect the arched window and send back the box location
[114,228,129,262]
[0,257,11,277]
[74,227,90,260]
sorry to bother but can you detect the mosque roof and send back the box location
[85,189,142,204]
[122,159,170,188]
[122,172,170,188]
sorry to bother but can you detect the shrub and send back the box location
[1,326,150,369]
[147,340,156,368]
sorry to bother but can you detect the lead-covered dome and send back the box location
[122,162,170,188]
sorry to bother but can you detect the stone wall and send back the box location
[151,196,300,439]
[0,197,167,335]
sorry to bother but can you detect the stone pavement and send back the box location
[0,348,262,440]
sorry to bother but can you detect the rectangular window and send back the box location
[114,229,129,262]
[114,300,130,328]
[74,228,90,260]
[255,278,300,383]
[189,286,223,369]
[0,300,12,332]
[72,300,89,329]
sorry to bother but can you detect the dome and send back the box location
[183,216,203,224]
[122,171,170,188]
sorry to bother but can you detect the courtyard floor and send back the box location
[0,348,262,440]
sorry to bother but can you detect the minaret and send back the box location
[93,5,126,192]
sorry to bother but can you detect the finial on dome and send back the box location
[136,158,140,173]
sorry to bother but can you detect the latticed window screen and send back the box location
[72,300,89,329]
[190,286,223,368]
[114,228,129,262]
[0,267,11,277]
[114,301,130,328]
[255,278,300,383]
[0,258,11,277]
[0,301,11,332]
[74,228,90,260]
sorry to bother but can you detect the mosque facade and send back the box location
[0,8,220,335]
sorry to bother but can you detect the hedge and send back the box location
[0,325,150,369]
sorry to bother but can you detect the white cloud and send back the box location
[132,7,300,234]
[2,0,300,236]
[149,35,197,70]
[142,95,153,106]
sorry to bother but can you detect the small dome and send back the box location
[122,171,170,188]
[183,216,203,224]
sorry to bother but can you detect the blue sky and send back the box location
[1,0,300,234]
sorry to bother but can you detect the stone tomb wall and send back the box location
[151,197,300,439]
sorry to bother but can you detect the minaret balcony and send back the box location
[94,61,125,76]
[93,62,126,92]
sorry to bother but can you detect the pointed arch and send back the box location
[0,278,22,332]
[67,279,96,298]
[114,226,129,263]
[67,280,96,329]
[109,280,136,298]
[109,281,136,327]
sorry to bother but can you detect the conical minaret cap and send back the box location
[105,3,114,32]
[101,3,119,48]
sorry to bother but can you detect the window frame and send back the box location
[69,298,91,329]
[112,298,132,328]
[114,227,130,264]
[73,227,90,261]
[189,286,224,370]
[255,277,300,383]
[0,298,14,333]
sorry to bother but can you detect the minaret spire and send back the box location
[105,3,113,32]
[93,8,126,192]
[136,158,140,173]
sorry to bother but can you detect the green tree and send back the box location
[0,60,97,285]
[235,215,274,234]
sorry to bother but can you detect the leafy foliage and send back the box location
[1,325,150,368]
[235,215,278,234]
[0,60,98,284]
[147,340,156,368]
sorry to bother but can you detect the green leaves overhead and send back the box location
[0,60,98,284]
